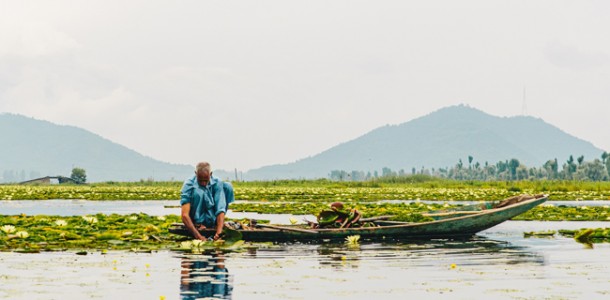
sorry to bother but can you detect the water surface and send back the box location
[1,199,607,218]
[1,221,609,299]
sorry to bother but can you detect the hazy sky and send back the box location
[1,1,609,171]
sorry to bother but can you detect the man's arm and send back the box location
[212,179,228,241]
[181,203,205,240]
[214,212,225,240]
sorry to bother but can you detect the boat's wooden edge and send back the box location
[256,223,318,234]
[315,194,549,232]
[422,211,481,217]
[169,195,548,234]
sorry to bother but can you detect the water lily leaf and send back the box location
[96,232,121,240]
[15,248,40,253]
[107,240,125,245]
[222,227,242,242]
[575,229,594,243]
[317,210,340,226]
[523,230,556,238]
[61,232,82,240]
[228,240,245,250]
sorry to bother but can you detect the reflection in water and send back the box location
[180,251,233,299]
[315,235,545,269]
[175,235,546,298]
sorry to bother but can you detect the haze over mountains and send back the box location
[245,105,605,180]
[0,114,193,182]
[1,105,605,182]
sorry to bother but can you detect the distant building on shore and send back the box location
[20,176,77,185]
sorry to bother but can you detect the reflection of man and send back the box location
[181,162,234,241]
[180,252,232,299]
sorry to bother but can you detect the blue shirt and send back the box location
[180,175,227,228]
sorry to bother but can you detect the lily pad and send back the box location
[317,210,341,226]
[222,228,242,242]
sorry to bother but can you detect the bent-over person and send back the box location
[180,162,234,241]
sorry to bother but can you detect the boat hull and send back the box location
[169,195,547,242]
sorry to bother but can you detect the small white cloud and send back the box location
[0,20,81,58]
[544,40,608,71]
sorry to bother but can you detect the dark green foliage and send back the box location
[507,186,522,192]
[71,168,87,184]
[331,153,610,182]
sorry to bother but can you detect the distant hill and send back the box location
[0,114,199,182]
[246,105,606,180]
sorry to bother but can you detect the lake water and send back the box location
[1,199,608,221]
[1,201,610,299]
[0,199,314,224]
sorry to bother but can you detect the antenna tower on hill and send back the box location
[521,86,528,116]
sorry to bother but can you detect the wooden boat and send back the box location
[169,194,548,242]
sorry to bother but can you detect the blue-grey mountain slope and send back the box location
[246,105,605,180]
[0,113,193,182]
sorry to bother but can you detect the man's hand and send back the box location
[214,212,225,240]
[182,203,206,240]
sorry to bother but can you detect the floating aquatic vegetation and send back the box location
[54,219,67,227]
[515,205,610,221]
[180,241,193,249]
[144,224,160,233]
[190,239,205,253]
[15,231,29,239]
[558,228,610,245]
[96,232,122,240]
[574,229,594,244]
[82,216,98,224]
[0,214,183,252]
[524,230,556,238]
[345,235,360,246]
[173,237,264,254]
[1,180,610,201]
[1,225,16,234]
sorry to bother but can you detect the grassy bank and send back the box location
[2,178,610,200]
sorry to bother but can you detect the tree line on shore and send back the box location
[330,152,610,182]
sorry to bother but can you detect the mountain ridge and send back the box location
[245,105,604,180]
[0,113,194,182]
[1,105,605,182]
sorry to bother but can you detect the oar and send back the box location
[422,211,482,217]
[359,215,394,222]
[256,223,319,234]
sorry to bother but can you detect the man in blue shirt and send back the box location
[181,162,234,240]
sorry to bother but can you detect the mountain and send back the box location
[246,105,606,180]
[0,113,195,182]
